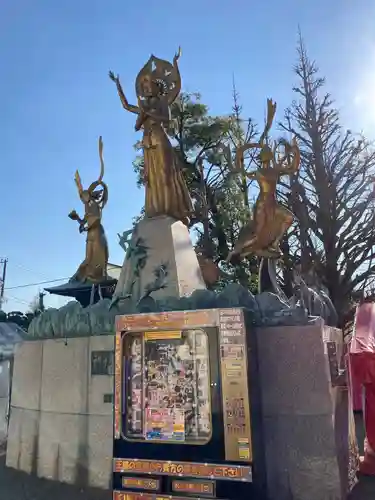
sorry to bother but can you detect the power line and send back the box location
[2,259,68,291]
[4,294,30,306]
[12,262,50,280]
[4,277,69,291]
[3,260,120,293]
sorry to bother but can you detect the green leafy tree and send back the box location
[5,311,29,330]
[0,296,43,330]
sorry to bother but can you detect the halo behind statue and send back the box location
[88,180,109,209]
[135,55,181,102]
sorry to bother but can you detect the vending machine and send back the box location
[112,308,267,499]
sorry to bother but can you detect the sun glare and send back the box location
[353,50,375,132]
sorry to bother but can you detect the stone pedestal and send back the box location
[114,216,206,303]
[255,322,349,500]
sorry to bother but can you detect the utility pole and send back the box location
[38,291,46,313]
[0,258,8,311]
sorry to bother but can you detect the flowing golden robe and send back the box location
[71,202,109,283]
[109,54,193,224]
[247,168,294,254]
[142,113,193,222]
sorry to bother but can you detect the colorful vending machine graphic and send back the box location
[113,308,267,499]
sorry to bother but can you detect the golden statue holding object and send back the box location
[228,99,300,263]
[109,48,193,224]
[68,136,109,283]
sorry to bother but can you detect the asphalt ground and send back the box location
[0,450,111,500]
[0,442,374,500]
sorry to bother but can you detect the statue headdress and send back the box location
[135,54,181,104]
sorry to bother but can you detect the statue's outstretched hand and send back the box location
[173,47,182,64]
[109,71,119,83]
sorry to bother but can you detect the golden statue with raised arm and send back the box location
[227,99,300,262]
[109,48,193,224]
[68,136,109,283]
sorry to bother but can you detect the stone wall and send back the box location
[7,317,348,498]
[256,322,348,500]
[0,359,11,445]
[6,336,114,489]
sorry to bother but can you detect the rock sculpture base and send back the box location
[114,216,206,304]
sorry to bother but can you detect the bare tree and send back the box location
[280,34,375,325]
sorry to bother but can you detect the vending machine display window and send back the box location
[123,329,212,444]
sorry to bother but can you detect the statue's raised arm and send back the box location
[259,99,277,145]
[109,71,139,114]
[234,142,261,175]
[168,47,182,105]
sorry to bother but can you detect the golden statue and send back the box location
[68,136,109,283]
[228,99,300,262]
[109,48,193,225]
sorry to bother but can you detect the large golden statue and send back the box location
[109,48,193,224]
[68,136,109,283]
[228,99,300,262]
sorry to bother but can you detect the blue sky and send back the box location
[1,0,375,312]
